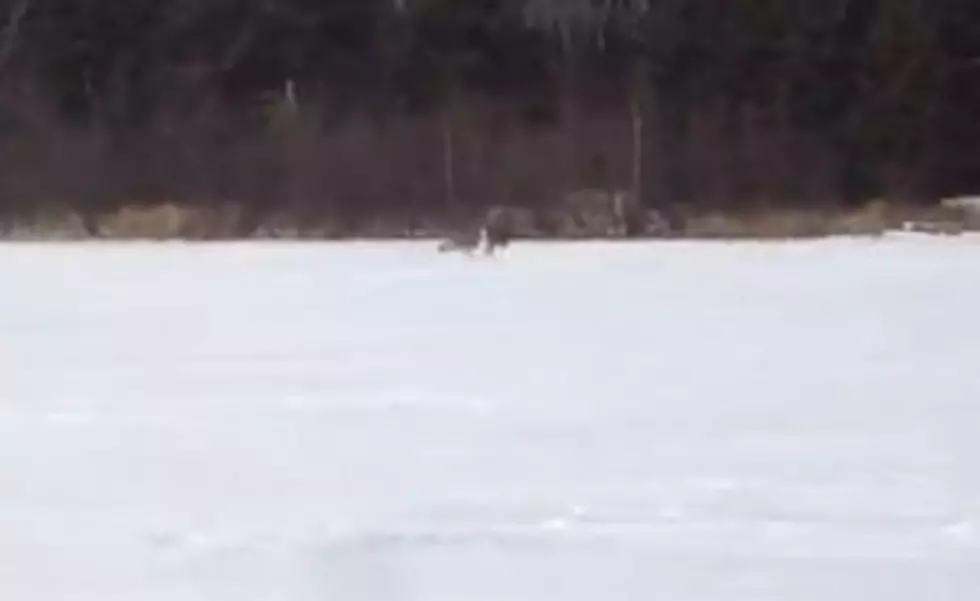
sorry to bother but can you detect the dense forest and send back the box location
[0,0,978,235]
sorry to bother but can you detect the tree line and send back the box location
[0,0,977,232]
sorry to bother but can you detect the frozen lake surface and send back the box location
[3,236,980,600]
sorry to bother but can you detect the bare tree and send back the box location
[523,0,651,206]
[0,0,31,70]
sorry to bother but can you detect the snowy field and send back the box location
[3,235,980,601]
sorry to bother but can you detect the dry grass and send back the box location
[97,203,245,240]
[0,199,974,241]
[1,205,91,240]
[680,201,959,240]
[250,210,348,239]
[900,220,965,235]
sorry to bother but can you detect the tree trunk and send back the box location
[623,59,646,237]
[631,93,643,204]
[441,106,456,212]
[630,60,645,206]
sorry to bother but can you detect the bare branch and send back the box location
[0,0,32,68]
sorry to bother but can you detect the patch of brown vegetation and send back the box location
[680,201,943,240]
[1,205,91,240]
[0,198,972,242]
[96,203,242,240]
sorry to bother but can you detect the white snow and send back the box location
[2,235,980,601]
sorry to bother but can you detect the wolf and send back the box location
[437,206,516,256]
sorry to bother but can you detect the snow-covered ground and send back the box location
[3,235,980,601]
